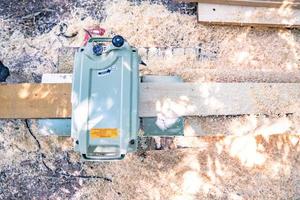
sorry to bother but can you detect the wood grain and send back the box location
[177,0,300,8]
[197,3,300,27]
[0,82,300,118]
[140,82,300,117]
[0,83,71,119]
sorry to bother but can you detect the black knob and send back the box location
[0,61,9,82]
[93,44,103,56]
[112,35,124,47]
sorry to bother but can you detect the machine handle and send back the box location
[88,37,112,43]
[89,35,125,48]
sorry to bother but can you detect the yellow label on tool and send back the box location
[90,128,119,139]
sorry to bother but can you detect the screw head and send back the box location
[93,44,103,56]
[129,139,135,145]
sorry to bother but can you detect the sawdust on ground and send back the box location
[0,0,300,199]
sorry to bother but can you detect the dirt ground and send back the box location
[0,0,300,199]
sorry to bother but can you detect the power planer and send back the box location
[39,35,184,161]
[1,35,297,161]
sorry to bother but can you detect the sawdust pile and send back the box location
[101,1,300,77]
[71,115,300,200]
[0,15,100,82]
[1,0,299,82]
[0,0,300,199]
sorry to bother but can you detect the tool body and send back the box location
[71,36,140,160]
[37,36,184,161]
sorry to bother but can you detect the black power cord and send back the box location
[25,119,41,149]
[24,119,112,182]
[56,23,78,38]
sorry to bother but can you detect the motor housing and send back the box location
[71,37,140,160]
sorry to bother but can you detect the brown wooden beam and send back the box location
[0,83,71,119]
[1,82,300,119]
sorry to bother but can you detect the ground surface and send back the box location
[0,0,300,199]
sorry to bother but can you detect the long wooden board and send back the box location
[140,82,300,117]
[0,83,71,119]
[0,82,300,119]
[197,3,300,27]
[178,0,300,8]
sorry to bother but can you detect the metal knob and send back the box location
[112,35,124,47]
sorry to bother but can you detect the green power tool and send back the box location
[38,35,184,161]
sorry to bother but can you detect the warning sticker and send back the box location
[90,128,119,139]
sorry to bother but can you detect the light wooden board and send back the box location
[197,3,300,27]
[0,82,300,119]
[178,0,300,8]
[0,83,72,119]
[140,82,300,117]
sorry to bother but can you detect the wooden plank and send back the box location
[42,73,72,83]
[197,3,300,27]
[140,82,300,117]
[178,0,300,8]
[0,82,300,119]
[0,83,72,119]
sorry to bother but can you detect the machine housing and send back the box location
[71,37,140,160]
[38,36,184,161]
